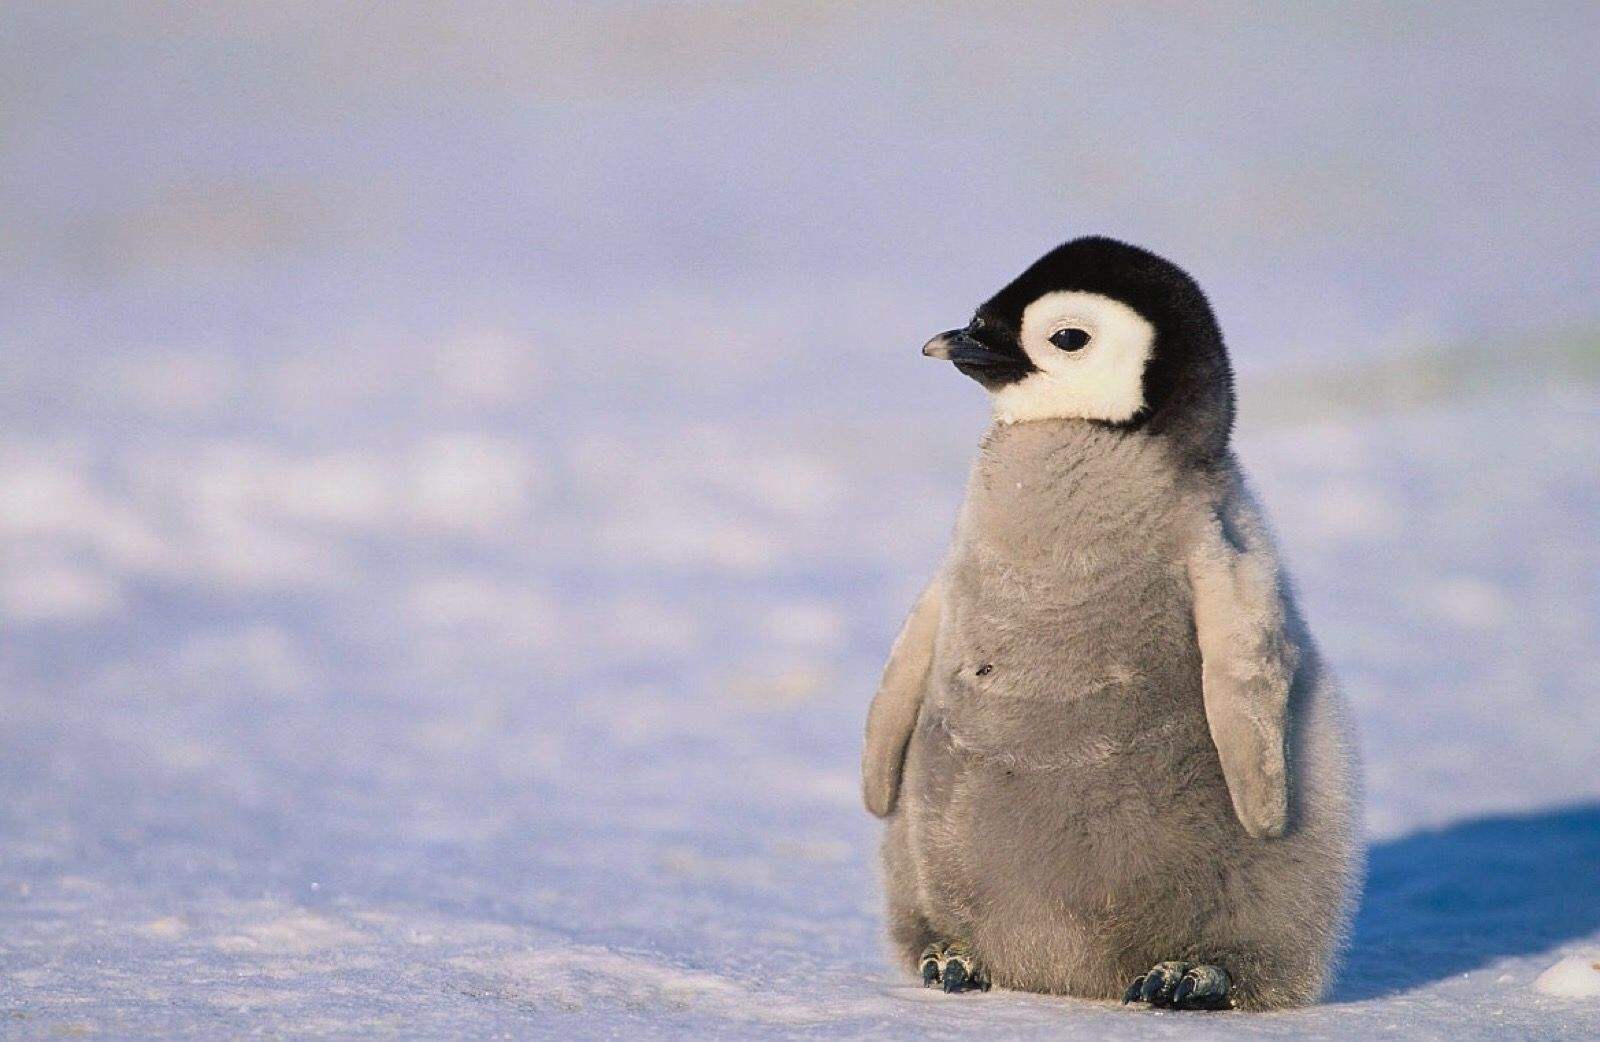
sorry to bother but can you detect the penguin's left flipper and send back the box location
[1122,962,1231,1010]
[918,941,991,994]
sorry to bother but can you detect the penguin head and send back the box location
[923,236,1234,452]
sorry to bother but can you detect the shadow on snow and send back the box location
[1336,801,1600,1001]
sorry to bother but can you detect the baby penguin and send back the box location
[862,236,1360,1011]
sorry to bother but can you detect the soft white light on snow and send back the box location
[1534,956,1600,998]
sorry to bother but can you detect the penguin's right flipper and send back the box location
[862,577,943,817]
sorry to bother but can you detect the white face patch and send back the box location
[989,291,1156,424]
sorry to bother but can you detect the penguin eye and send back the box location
[1049,328,1091,352]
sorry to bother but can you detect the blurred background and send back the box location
[3,3,1598,1038]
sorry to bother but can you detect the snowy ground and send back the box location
[4,4,1600,1039]
[4,355,1598,1040]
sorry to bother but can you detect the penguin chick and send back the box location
[862,236,1361,1011]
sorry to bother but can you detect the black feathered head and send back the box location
[922,236,1235,460]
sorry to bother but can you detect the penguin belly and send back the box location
[904,551,1251,997]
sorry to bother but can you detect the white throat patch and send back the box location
[990,290,1156,424]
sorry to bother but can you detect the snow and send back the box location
[6,371,1599,1040]
[1536,958,1600,1000]
[4,4,1600,1039]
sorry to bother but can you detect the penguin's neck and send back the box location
[955,419,1191,569]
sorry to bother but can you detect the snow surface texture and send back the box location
[1537,958,1600,1000]
[5,373,1599,1040]
[4,4,1600,1039]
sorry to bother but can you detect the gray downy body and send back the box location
[878,419,1360,1009]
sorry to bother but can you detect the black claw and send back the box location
[1125,962,1230,1011]
[941,959,969,993]
[921,959,940,987]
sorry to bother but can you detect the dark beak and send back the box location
[921,329,1012,369]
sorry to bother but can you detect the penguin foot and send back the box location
[1121,961,1230,1010]
[918,941,990,993]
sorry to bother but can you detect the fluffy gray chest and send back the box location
[928,422,1207,768]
